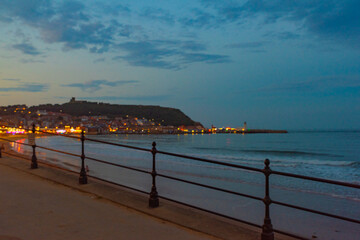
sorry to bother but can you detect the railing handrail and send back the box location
[1,132,360,189]
[4,135,359,225]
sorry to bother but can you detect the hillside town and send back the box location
[0,104,210,134]
[0,103,256,135]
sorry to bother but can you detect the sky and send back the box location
[0,0,360,130]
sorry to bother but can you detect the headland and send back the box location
[0,99,287,135]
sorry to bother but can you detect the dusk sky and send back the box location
[1,0,359,130]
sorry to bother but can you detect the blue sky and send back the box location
[1,0,359,129]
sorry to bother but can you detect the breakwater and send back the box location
[229,129,288,134]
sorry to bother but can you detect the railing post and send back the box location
[261,159,274,240]
[0,144,2,158]
[79,130,87,184]
[31,124,38,169]
[149,141,159,208]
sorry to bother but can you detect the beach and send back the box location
[0,136,298,240]
[2,132,359,239]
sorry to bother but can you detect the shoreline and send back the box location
[0,134,28,151]
[86,129,288,135]
[0,128,288,139]
[2,133,359,239]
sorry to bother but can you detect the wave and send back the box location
[159,168,360,203]
[241,149,342,157]
[271,184,360,203]
[192,147,343,158]
[188,153,357,167]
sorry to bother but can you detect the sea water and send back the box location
[12,131,360,239]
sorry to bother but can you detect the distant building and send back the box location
[36,110,47,116]
[69,97,87,104]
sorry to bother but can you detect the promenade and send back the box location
[0,147,294,240]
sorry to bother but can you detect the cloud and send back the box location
[0,0,131,53]
[81,95,171,102]
[97,2,131,16]
[0,83,48,92]
[0,0,54,24]
[226,41,267,49]
[62,80,138,92]
[114,41,180,69]
[180,9,217,28]
[2,78,21,81]
[181,53,230,64]
[0,15,12,23]
[12,43,41,55]
[180,41,207,51]
[1,1,231,69]
[48,21,118,52]
[20,59,45,64]
[140,7,175,24]
[274,31,301,40]
[201,0,360,47]
[248,75,360,94]
[114,40,229,69]
[93,57,105,63]
[225,41,268,53]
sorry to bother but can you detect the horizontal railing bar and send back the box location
[156,150,264,173]
[85,137,151,152]
[88,175,149,195]
[81,135,360,191]
[3,133,359,190]
[85,156,151,175]
[272,200,360,224]
[271,170,360,189]
[36,145,81,158]
[157,173,263,201]
[2,128,358,189]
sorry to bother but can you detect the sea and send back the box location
[11,130,360,239]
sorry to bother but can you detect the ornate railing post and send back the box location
[31,124,38,169]
[79,130,87,184]
[149,141,159,208]
[261,159,274,240]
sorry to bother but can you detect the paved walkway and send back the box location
[0,162,217,240]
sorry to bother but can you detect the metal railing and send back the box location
[0,124,359,240]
